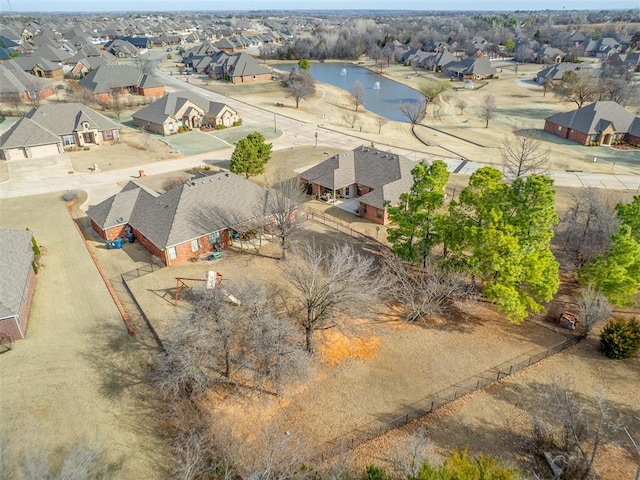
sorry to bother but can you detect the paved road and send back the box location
[1,72,639,203]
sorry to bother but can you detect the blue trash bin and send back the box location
[114,238,123,249]
[128,234,135,243]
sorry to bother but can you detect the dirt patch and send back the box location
[319,327,382,367]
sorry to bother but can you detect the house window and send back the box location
[344,186,350,196]
[557,125,562,132]
[590,135,597,142]
[103,130,113,141]
[376,209,383,219]
[191,239,199,252]
[208,231,221,245]
[63,134,75,146]
[168,247,177,260]
[82,122,90,130]
[168,123,175,132]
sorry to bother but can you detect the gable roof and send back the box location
[300,146,415,209]
[545,101,639,135]
[225,52,271,77]
[132,91,235,125]
[0,230,34,320]
[0,61,52,94]
[10,54,61,72]
[0,117,61,149]
[88,173,272,250]
[24,103,120,136]
[78,64,162,93]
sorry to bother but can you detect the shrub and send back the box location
[83,146,90,151]
[63,189,79,202]
[600,318,640,359]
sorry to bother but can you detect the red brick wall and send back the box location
[544,120,590,145]
[91,220,107,240]
[628,133,640,144]
[168,231,230,266]
[133,230,166,264]
[0,317,22,342]
[140,85,166,97]
[360,203,386,225]
[232,73,272,84]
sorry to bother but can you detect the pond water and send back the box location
[273,62,423,123]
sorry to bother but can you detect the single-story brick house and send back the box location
[0,103,121,160]
[0,62,54,103]
[544,101,640,146]
[86,173,275,266]
[205,52,272,84]
[299,146,415,225]
[78,64,165,102]
[132,91,239,135]
[0,229,37,341]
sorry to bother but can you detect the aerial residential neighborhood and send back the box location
[0,7,639,480]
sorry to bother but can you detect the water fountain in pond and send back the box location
[373,81,380,89]
[340,68,346,75]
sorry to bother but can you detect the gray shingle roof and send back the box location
[545,101,639,135]
[24,103,120,136]
[88,173,271,251]
[11,55,61,72]
[300,146,415,209]
[132,91,233,125]
[0,117,61,149]
[0,62,52,94]
[78,64,162,93]
[0,230,34,320]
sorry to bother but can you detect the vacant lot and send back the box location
[0,193,167,478]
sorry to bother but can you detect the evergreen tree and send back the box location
[229,132,272,179]
[386,160,449,266]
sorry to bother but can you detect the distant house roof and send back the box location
[299,146,415,210]
[536,63,595,81]
[78,64,163,93]
[34,43,73,63]
[545,101,639,135]
[10,55,61,73]
[0,61,51,95]
[87,172,272,250]
[0,230,34,320]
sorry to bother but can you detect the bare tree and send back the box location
[478,94,497,128]
[375,116,389,134]
[343,112,359,128]
[280,71,316,108]
[455,97,467,115]
[576,285,612,339]
[542,76,553,97]
[388,428,433,478]
[155,283,309,398]
[282,242,383,354]
[264,169,307,261]
[66,80,94,104]
[163,176,186,192]
[0,427,119,480]
[140,126,152,152]
[552,70,599,108]
[532,381,621,480]
[109,85,123,119]
[420,79,452,113]
[399,98,426,125]
[501,129,550,179]
[350,80,366,112]
[556,188,619,269]
[382,254,474,323]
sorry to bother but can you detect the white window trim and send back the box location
[168,246,177,260]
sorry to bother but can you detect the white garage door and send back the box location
[4,148,27,160]
[29,144,61,158]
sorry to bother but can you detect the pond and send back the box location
[273,62,423,123]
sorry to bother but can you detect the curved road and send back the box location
[0,69,639,203]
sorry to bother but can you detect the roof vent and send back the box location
[117,217,124,223]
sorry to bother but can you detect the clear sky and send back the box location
[3,1,640,13]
